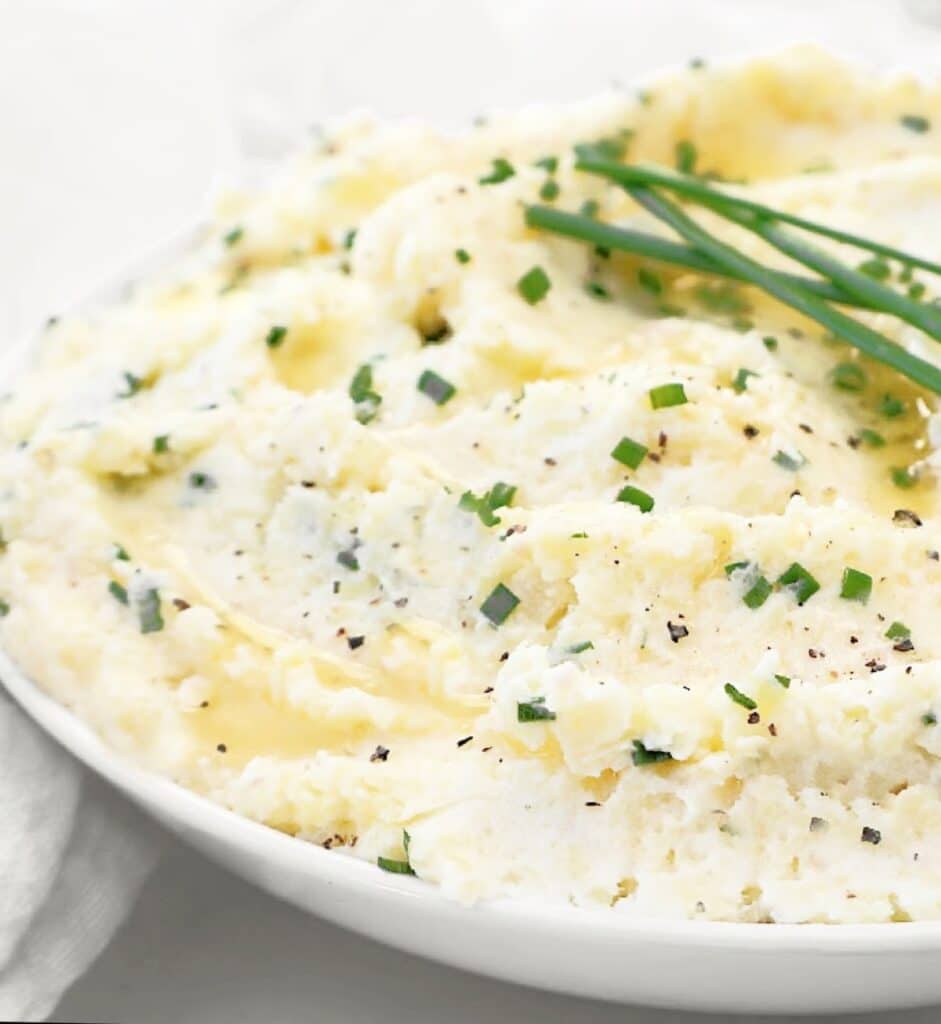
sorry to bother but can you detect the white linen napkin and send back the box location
[0,695,159,1022]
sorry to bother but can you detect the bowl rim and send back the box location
[6,201,941,955]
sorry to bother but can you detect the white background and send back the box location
[4,1,941,1020]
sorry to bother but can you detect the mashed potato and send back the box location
[4,48,941,921]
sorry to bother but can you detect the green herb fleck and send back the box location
[580,199,600,219]
[534,155,558,173]
[879,394,906,419]
[0,598,8,617]
[108,580,129,606]
[649,382,688,409]
[616,484,655,513]
[774,673,791,688]
[840,567,872,603]
[724,682,757,711]
[417,369,457,406]
[189,471,216,491]
[858,428,886,448]
[858,257,891,281]
[349,364,382,424]
[830,362,867,392]
[772,450,806,471]
[223,226,244,247]
[908,281,927,301]
[265,325,288,349]
[611,435,648,470]
[901,114,931,134]
[153,434,170,454]
[891,465,918,489]
[114,544,131,562]
[479,157,515,185]
[481,583,520,626]
[631,740,673,766]
[567,641,594,654]
[118,372,144,399]
[743,575,772,609]
[675,139,698,174]
[762,335,779,351]
[517,265,551,305]
[539,178,560,202]
[777,562,821,605]
[517,697,556,722]
[455,248,471,264]
[342,228,357,250]
[922,711,937,726]
[584,280,610,300]
[459,482,516,528]
[886,621,911,640]
[732,368,758,393]
[637,267,663,295]
[138,588,164,634]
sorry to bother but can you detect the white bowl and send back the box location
[5,233,941,1017]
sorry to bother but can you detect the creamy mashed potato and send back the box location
[5,49,941,922]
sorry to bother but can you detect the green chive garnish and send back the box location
[223,226,243,247]
[567,641,594,654]
[885,621,911,640]
[265,325,288,349]
[377,856,415,875]
[637,267,663,295]
[108,581,129,605]
[138,588,164,634]
[0,598,9,617]
[616,484,654,513]
[675,139,698,174]
[417,369,456,405]
[840,567,872,603]
[479,157,515,185]
[337,549,359,571]
[901,114,931,134]
[517,265,551,305]
[534,155,558,173]
[517,697,556,722]
[724,682,757,711]
[879,393,906,418]
[539,179,560,202]
[743,575,772,609]
[732,368,757,393]
[858,428,886,448]
[189,471,216,491]
[648,382,687,409]
[922,711,937,726]
[772,450,806,471]
[349,364,381,424]
[118,372,144,399]
[891,466,918,489]
[153,434,170,454]
[774,673,791,688]
[610,436,647,469]
[858,257,891,281]
[763,335,779,351]
[777,562,820,605]
[114,544,131,562]
[830,362,867,392]
[631,740,673,766]
[459,482,516,527]
[455,248,471,264]
[481,583,520,625]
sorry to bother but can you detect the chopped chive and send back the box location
[459,482,516,527]
[517,696,556,722]
[574,133,631,163]
[580,199,600,219]
[908,281,926,301]
[223,226,243,247]
[534,155,558,173]
[265,325,288,349]
[772,449,806,471]
[732,367,757,393]
[488,481,516,509]
[616,484,654,513]
[885,621,911,640]
[455,248,471,264]
[763,335,779,351]
[118,372,144,399]
[840,567,872,603]
[138,588,164,634]
[114,544,131,562]
[417,369,457,405]
[743,575,772,609]
[724,682,757,711]
[774,673,791,688]
[481,583,520,625]
[829,362,867,392]
[0,598,8,617]
[584,280,610,300]
[108,581,128,605]
[377,856,415,876]
[539,178,560,202]
[479,157,515,185]
[337,549,359,571]
[342,228,357,250]
[858,257,891,281]
[648,382,687,409]
[858,428,886,448]
[923,711,937,726]
[879,393,906,418]
[891,465,918,489]
[724,560,750,577]
[570,532,588,539]
[517,265,551,304]
[695,283,750,315]
[631,740,673,766]
[777,562,820,605]
[610,436,648,469]
[349,364,381,424]
[637,267,663,295]
[153,434,170,454]
[901,114,931,134]
[567,641,594,654]
[675,139,698,175]
[189,471,216,491]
